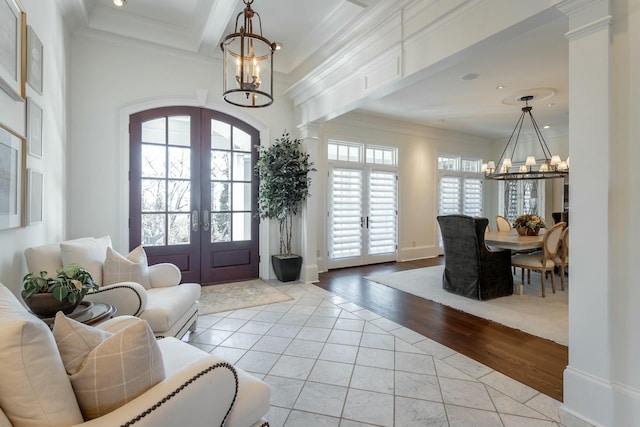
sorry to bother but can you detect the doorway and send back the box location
[326,140,398,269]
[129,106,259,284]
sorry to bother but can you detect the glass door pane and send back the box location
[140,115,191,246]
[210,121,252,243]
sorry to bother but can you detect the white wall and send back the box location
[0,0,69,294]
[68,35,296,274]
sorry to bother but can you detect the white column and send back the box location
[298,123,321,283]
[557,1,614,425]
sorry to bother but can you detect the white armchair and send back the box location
[24,236,200,338]
[0,283,271,427]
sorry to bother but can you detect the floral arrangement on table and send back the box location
[513,214,546,234]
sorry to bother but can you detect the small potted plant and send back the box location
[254,130,315,281]
[513,214,546,236]
[22,263,99,317]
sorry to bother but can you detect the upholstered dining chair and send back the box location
[495,215,520,273]
[496,215,512,231]
[511,222,566,297]
[437,215,513,300]
[554,226,570,291]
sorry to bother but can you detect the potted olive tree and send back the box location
[255,131,315,281]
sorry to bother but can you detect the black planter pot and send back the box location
[271,255,303,282]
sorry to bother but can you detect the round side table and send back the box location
[39,302,116,327]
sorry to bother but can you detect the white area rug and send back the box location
[366,265,568,345]
[199,279,293,315]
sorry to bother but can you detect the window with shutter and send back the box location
[438,156,483,217]
[437,156,484,248]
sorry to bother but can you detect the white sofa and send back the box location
[24,236,199,338]
[0,283,270,427]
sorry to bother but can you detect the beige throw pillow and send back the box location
[103,246,151,289]
[60,236,112,285]
[53,313,165,420]
[52,312,112,375]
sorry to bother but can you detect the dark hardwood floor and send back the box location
[313,257,567,402]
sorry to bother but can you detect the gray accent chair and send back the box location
[437,215,514,300]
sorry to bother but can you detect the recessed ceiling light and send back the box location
[546,103,554,107]
[113,0,125,7]
[461,73,479,81]
[543,125,551,129]
[496,85,505,90]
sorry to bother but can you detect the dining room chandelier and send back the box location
[220,0,276,108]
[483,95,569,180]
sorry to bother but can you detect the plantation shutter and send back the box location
[329,167,363,259]
[463,178,483,216]
[439,176,462,215]
[367,170,397,255]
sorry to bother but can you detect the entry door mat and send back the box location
[198,279,293,315]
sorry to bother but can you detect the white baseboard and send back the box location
[398,245,438,261]
[301,262,319,283]
[563,366,613,427]
[610,380,640,427]
[560,405,599,427]
[564,368,640,426]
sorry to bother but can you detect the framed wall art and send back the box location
[26,168,42,225]
[0,123,24,230]
[0,0,25,100]
[26,25,43,95]
[26,97,42,158]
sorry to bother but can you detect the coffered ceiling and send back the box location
[57,0,569,140]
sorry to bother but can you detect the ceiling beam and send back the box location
[197,0,243,57]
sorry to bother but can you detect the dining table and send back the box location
[484,229,544,251]
[484,229,545,295]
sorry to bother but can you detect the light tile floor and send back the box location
[185,282,562,427]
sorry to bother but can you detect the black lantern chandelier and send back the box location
[483,95,569,180]
[221,0,276,108]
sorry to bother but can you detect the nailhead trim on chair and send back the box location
[91,285,144,316]
[119,362,239,427]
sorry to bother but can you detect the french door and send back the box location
[129,107,259,284]
[328,165,398,269]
